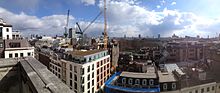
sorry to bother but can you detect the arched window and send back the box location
[163,83,167,90]
[122,78,126,84]
[172,83,176,89]
[128,78,133,85]
[135,79,140,85]
[149,79,154,85]
[142,79,147,85]
[6,28,9,32]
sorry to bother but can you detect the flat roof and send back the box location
[120,71,157,78]
[68,49,107,57]
[165,64,185,75]
[158,71,177,82]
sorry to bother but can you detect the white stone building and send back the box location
[49,49,111,93]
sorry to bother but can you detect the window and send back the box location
[70,80,72,86]
[0,43,3,48]
[27,52,31,56]
[195,90,198,93]
[142,79,147,85]
[70,72,72,79]
[122,78,126,84]
[92,72,94,78]
[20,53,23,57]
[212,86,215,91]
[135,79,140,85]
[6,28,9,32]
[74,66,77,73]
[87,82,90,89]
[128,78,133,85]
[149,79,154,85]
[87,66,90,72]
[81,77,84,83]
[172,83,176,89]
[15,53,18,57]
[81,68,84,75]
[81,85,84,92]
[70,64,72,71]
[92,87,94,93]
[97,62,99,67]
[6,35,9,39]
[92,79,94,86]
[92,64,94,70]
[74,74,77,81]
[163,83,167,90]
[87,74,90,81]
[201,88,204,93]
[207,87,210,92]
[9,54,12,58]
[74,82,77,90]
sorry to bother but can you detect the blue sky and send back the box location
[0,0,220,37]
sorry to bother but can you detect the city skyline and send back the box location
[0,0,220,37]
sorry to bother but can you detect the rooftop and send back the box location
[120,71,157,79]
[67,49,107,57]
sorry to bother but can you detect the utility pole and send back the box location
[103,0,108,49]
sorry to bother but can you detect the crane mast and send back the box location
[103,0,108,49]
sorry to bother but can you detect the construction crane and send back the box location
[75,11,103,45]
[103,0,108,49]
[64,10,70,38]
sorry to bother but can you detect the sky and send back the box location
[0,0,220,37]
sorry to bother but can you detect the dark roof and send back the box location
[4,39,32,48]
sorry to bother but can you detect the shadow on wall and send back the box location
[0,65,21,93]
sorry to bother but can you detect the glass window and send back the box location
[87,82,90,89]
[74,74,77,81]
[163,83,167,90]
[70,72,72,79]
[15,53,18,57]
[87,66,90,72]
[135,79,140,85]
[9,54,12,58]
[122,78,126,84]
[92,64,94,70]
[74,66,77,73]
[6,28,9,32]
[201,88,204,93]
[27,52,31,56]
[70,80,72,86]
[142,79,147,85]
[149,79,154,85]
[212,86,215,90]
[92,79,94,86]
[70,64,72,71]
[92,72,94,78]
[74,82,77,90]
[128,78,133,85]
[207,87,210,92]
[172,83,176,89]
[87,74,90,81]
[20,53,23,57]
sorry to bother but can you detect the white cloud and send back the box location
[156,5,161,9]
[0,7,74,36]
[171,2,176,5]
[81,0,96,5]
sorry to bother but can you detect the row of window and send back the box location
[122,78,154,86]
[87,51,108,62]
[162,83,176,90]
[188,85,215,93]
[9,52,32,58]
[97,58,110,68]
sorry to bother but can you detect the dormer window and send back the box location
[142,79,147,85]
[135,79,140,85]
[163,83,167,90]
[172,83,176,89]
[149,79,154,85]
[128,78,133,85]
[122,78,126,84]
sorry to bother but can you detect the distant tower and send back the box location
[103,0,108,49]
[138,34,141,38]
[158,34,160,39]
